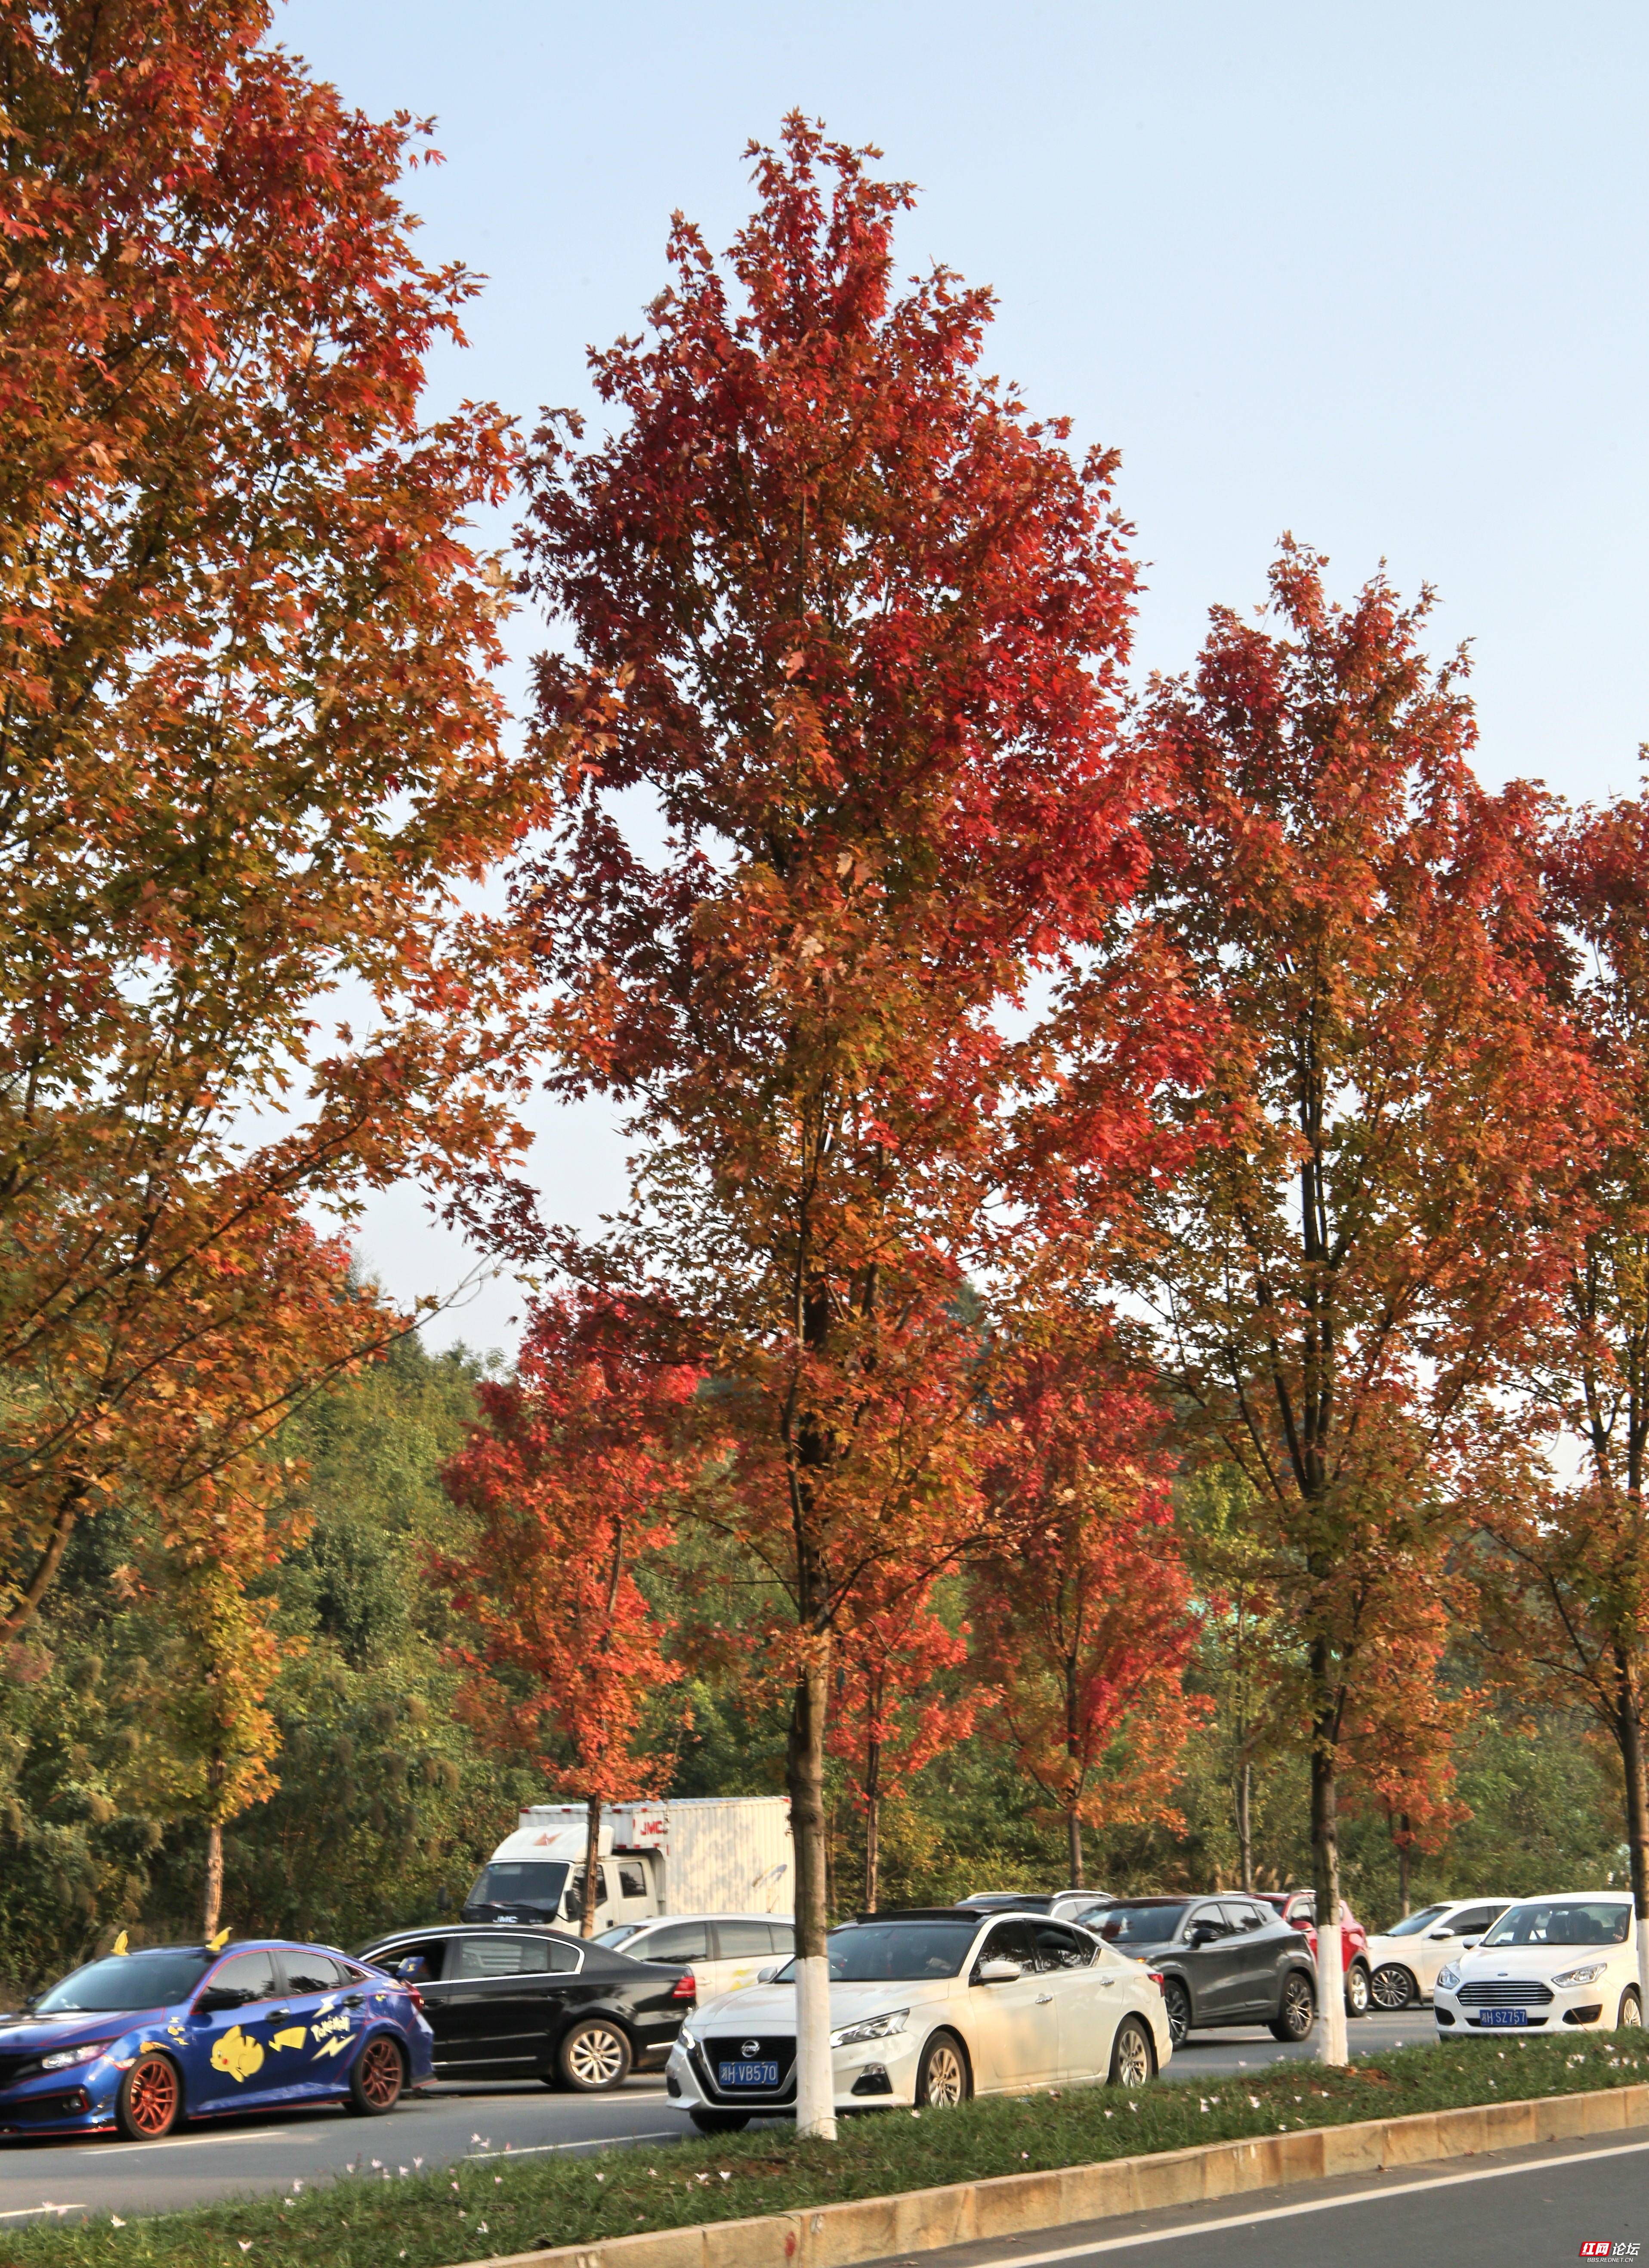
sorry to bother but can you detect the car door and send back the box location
[1025,1921,1113,2081]
[712,1920,776,2000]
[1217,1899,1281,2018]
[1177,1901,1242,2023]
[438,1932,582,2075]
[968,1920,1059,2089]
[271,1949,371,2099]
[185,1949,289,2113]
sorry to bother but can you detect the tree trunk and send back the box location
[1310,1670,1347,2065]
[203,1819,224,1940]
[1396,1814,1411,1918]
[581,1790,602,1938]
[1235,1757,1254,1893]
[863,1733,881,1914]
[1067,1806,1084,1890]
[1613,1651,1649,2018]
[787,1641,836,2139]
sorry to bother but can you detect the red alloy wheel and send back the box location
[358,2037,403,2109]
[122,2055,179,2139]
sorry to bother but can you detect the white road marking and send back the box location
[48,2128,305,2157]
[958,2135,1649,2263]
[0,2203,86,2220]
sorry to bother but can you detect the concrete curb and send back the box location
[465,2083,1649,2268]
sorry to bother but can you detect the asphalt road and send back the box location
[0,2011,1436,2228]
[868,2127,1649,2268]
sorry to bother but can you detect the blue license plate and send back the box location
[1478,2008,1527,2027]
[718,2060,779,2089]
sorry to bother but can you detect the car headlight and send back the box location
[676,2026,696,2051]
[40,2040,112,2072]
[1551,1963,1607,1988]
[830,2008,908,2049]
[1436,1964,1461,1992]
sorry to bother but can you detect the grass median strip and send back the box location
[1,2036,1645,2268]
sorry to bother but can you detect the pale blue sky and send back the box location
[278,0,1649,1346]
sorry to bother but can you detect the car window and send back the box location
[1031,1922,1093,1970]
[1383,1904,1450,1938]
[563,1868,609,1922]
[1188,1904,1229,1937]
[1220,1901,1266,1932]
[1450,1907,1505,1936]
[454,1935,559,1978]
[715,1921,776,1958]
[374,1940,446,1982]
[1482,1900,1630,1948]
[282,1950,352,1994]
[207,1950,279,2004]
[639,1922,711,1963]
[980,1919,1039,1969]
[768,1923,795,1953]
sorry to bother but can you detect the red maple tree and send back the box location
[438,1298,697,1934]
[505,117,1185,2128]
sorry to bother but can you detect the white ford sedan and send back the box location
[1433,1894,1641,2037]
[664,1909,1172,2130]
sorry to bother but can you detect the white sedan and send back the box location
[664,1908,1171,2130]
[1365,1898,1513,2009]
[1433,1894,1641,2037]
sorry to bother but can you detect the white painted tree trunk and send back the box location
[1316,1919,1348,2065]
[793,1954,836,2139]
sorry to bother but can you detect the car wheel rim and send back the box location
[1116,2025,1150,2086]
[1165,1987,1189,2043]
[1625,1997,1642,2028]
[924,2044,964,2106]
[1288,1981,1312,2035]
[360,2039,402,2108]
[127,2057,177,2135]
[1348,1969,1368,2012]
[569,2028,624,2087]
[1371,1966,1410,2011]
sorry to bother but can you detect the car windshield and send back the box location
[1098,1903,1190,1945]
[35,1951,213,2014]
[465,1862,568,1910]
[1383,1904,1450,1939]
[1480,1901,1630,1949]
[771,1922,978,1983]
[594,1924,642,1948]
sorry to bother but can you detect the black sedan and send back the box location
[356,1925,694,2091]
[1093,1895,1318,2046]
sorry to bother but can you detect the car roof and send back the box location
[621,1912,790,1926]
[357,1923,588,1950]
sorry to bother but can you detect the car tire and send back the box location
[1345,1961,1371,2018]
[1620,1989,1642,2030]
[914,2029,972,2107]
[345,2033,406,2116]
[115,2052,182,2141]
[1371,1963,1415,2012]
[1269,1971,1316,2043]
[1108,2016,1155,2087]
[689,2107,752,2133]
[1161,1977,1192,2048]
[559,2018,633,2092]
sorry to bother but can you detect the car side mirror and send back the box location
[976,1957,1022,1984]
[1187,1923,1217,1948]
[756,1965,777,1984]
[193,1987,244,2015]
[1429,1929,1454,1939]
[1460,1937,1480,1948]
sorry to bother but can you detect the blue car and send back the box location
[0,1938,434,2140]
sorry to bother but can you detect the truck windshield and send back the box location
[464,1862,569,1913]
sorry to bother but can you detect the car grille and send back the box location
[697,2034,796,2099]
[1457,1981,1555,2007]
[0,2055,39,2092]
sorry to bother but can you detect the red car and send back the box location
[1255,1892,1372,2018]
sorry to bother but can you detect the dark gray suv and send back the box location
[1093,1896,1317,2045]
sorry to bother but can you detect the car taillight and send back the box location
[406,1987,425,2013]
[671,1968,697,2003]
[1147,1970,1165,1994]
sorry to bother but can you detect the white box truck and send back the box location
[461,1795,792,1936]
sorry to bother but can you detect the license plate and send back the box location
[1478,2008,1527,2027]
[718,2060,779,2089]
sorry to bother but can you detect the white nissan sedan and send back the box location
[1433,1894,1640,2037]
[664,1908,1171,2131]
